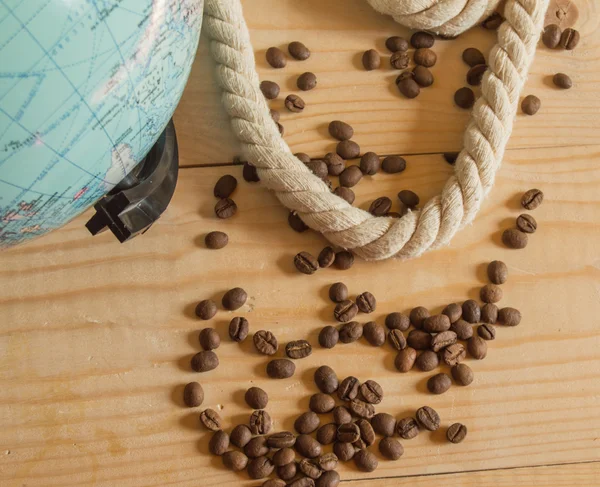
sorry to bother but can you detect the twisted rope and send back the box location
[203,0,548,261]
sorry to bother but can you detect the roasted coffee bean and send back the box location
[266,47,286,68]
[277,121,284,135]
[229,317,249,342]
[395,71,414,85]
[254,330,278,355]
[498,307,522,326]
[289,478,315,487]
[247,456,275,479]
[306,160,329,180]
[272,446,296,465]
[328,121,354,141]
[195,299,217,320]
[398,189,420,208]
[415,350,439,371]
[477,324,496,340]
[230,424,252,448]
[379,437,404,460]
[516,213,537,233]
[560,28,580,50]
[462,300,481,323]
[362,49,381,70]
[338,165,362,187]
[397,417,419,439]
[369,197,392,216]
[329,282,348,303]
[416,406,440,431]
[315,365,339,394]
[183,382,204,407]
[488,260,508,284]
[334,186,356,204]
[245,387,268,409]
[263,479,287,487]
[200,408,222,431]
[319,326,339,349]
[542,24,562,48]
[333,442,355,462]
[386,312,410,331]
[395,347,417,372]
[398,78,420,99]
[222,287,247,310]
[359,380,383,404]
[339,321,363,343]
[522,188,544,210]
[260,80,280,100]
[267,359,296,379]
[423,314,451,333]
[410,306,430,328]
[359,152,380,175]
[338,376,360,401]
[368,413,395,438]
[467,64,487,86]
[354,450,378,472]
[382,155,406,173]
[521,95,541,115]
[323,152,345,177]
[317,247,335,269]
[317,453,339,472]
[442,303,462,323]
[209,430,230,455]
[277,462,297,480]
[222,450,248,471]
[386,36,409,52]
[199,328,220,351]
[244,436,269,458]
[296,434,323,458]
[191,351,219,372]
[388,329,407,351]
[553,72,572,89]
[447,423,468,443]
[502,228,528,249]
[413,65,434,87]
[271,109,280,122]
[250,410,272,435]
[295,152,311,163]
[215,197,238,219]
[289,211,309,233]
[334,300,358,322]
[316,423,338,445]
[289,41,311,60]
[204,231,228,250]
[480,284,503,304]
[430,330,457,352]
[442,343,466,366]
[452,363,474,386]
[268,432,296,450]
[454,87,475,109]
[411,31,434,48]
[295,411,321,435]
[334,251,354,270]
[356,292,376,313]
[243,162,260,182]
[444,152,459,165]
[482,12,503,29]
[299,458,323,479]
[333,406,352,425]
[363,321,386,346]
[450,319,473,340]
[310,393,336,414]
[356,419,376,446]
[481,303,498,324]
[350,398,375,419]
[407,329,432,350]
[467,336,488,359]
[285,94,306,113]
[286,340,312,359]
[297,72,317,91]
[294,251,319,275]
[462,47,485,67]
[414,48,436,67]
[390,51,410,69]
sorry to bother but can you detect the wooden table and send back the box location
[1,1,599,486]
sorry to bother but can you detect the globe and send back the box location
[0,0,203,248]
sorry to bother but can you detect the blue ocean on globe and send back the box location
[0,0,203,248]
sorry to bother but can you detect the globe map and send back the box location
[0,0,203,248]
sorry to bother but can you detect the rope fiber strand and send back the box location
[203,0,549,261]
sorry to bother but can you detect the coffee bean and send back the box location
[516,213,537,233]
[407,329,432,350]
[560,28,580,50]
[542,24,562,48]
[278,122,285,136]
[481,303,498,324]
[412,65,434,87]
[316,453,338,472]
[423,314,451,333]
[359,152,380,175]
[334,300,358,322]
[200,408,222,431]
[319,326,339,349]
[386,36,409,52]
[199,328,220,351]
[467,336,488,359]
[243,162,260,182]
[350,398,375,419]
[477,323,496,340]
[321,153,344,177]
[363,321,386,346]
[379,437,404,460]
[356,418,376,446]
[502,228,528,249]
[264,480,287,487]
[195,299,217,320]
[395,71,414,85]
[365,414,393,438]
[482,12,503,29]
[333,406,352,425]
[522,188,544,210]
[390,51,410,69]
[250,410,272,435]
[296,434,323,458]
[338,165,362,189]
[267,359,296,379]
[488,260,508,284]
[285,94,305,113]
[480,284,503,304]
[444,152,459,165]
[354,449,378,472]
[315,365,339,394]
[334,251,354,270]
[316,471,340,487]
[521,95,541,115]
[441,303,461,324]
[410,306,430,328]
[447,423,468,443]
[415,350,439,371]
[451,363,474,386]
[266,47,286,68]
[416,406,440,431]
[333,442,355,462]
[462,47,485,67]
[229,317,249,342]
[222,287,247,310]
[362,49,381,70]
[327,282,348,303]
[411,31,435,49]
[245,387,268,409]
[247,456,275,479]
[289,477,315,487]
[230,424,252,448]
[289,41,311,60]
[339,321,363,343]
[295,411,321,435]
[356,292,376,313]
[450,319,473,340]
[271,109,280,122]
[338,376,360,401]
[222,450,248,471]
[295,251,319,275]
[209,430,230,456]
[260,80,280,100]
[268,432,296,450]
[467,64,487,86]
[442,343,466,366]
[300,459,323,480]
[308,393,335,414]
[254,330,278,355]
[359,380,383,405]
[316,423,338,445]
[205,231,228,249]
[369,197,392,216]
[396,417,419,439]
[328,121,354,141]
[462,300,480,323]
[214,175,237,199]
[553,73,572,89]
[183,382,204,407]
[294,153,311,164]
[191,351,219,372]
[382,155,406,173]
[414,48,436,67]
[277,462,297,480]
[395,347,417,372]
[334,186,355,204]
[398,78,420,99]
[289,211,308,233]
[454,87,475,109]
[273,446,295,466]
[245,436,269,458]
[398,189,419,209]
[498,307,521,326]
[337,141,361,160]
[286,340,312,359]
[431,330,457,352]
[385,312,410,331]
[384,321,408,349]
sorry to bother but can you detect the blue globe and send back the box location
[0,0,203,248]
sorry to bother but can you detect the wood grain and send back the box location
[174,0,599,166]
[0,144,599,486]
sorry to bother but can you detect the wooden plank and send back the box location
[0,144,600,486]
[174,0,599,166]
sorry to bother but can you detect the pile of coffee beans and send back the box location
[502,188,543,249]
